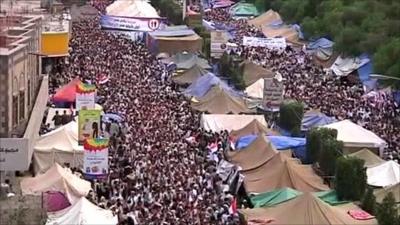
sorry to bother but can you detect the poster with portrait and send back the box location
[263,78,284,111]
[83,138,109,179]
[78,110,101,145]
[76,83,96,111]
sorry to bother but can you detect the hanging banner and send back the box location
[78,110,101,145]
[0,138,29,171]
[83,138,109,179]
[76,83,96,111]
[100,15,166,32]
[211,30,229,58]
[263,78,284,111]
[243,36,287,49]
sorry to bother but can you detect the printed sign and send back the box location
[211,30,229,58]
[76,83,96,111]
[0,138,29,171]
[83,138,109,179]
[263,78,284,111]
[243,36,287,49]
[100,15,165,32]
[78,110,101,145]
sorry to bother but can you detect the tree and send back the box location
[373,38,400,89]
[318,138,343,176]
[306,127,338,164]
[361,187,376,214]
[376,192,398,225]
[279,100,304,136]
[335,157,367,201]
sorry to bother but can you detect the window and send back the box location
[13,95,18,126]
[19,91,25,120]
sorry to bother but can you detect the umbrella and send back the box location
[102,113,123,123]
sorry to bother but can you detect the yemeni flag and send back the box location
[97,74,109,84]
[229,197,237,214]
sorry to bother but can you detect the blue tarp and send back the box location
[184,73,240,98]
[292,24,304,40]
[394,91,400,105]
[307,38,334,50]
[301,111,336,131]
[357,54,378,90]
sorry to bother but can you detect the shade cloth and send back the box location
[373,183,400,204]
[106,0,159,18]
[165,52,211,70]
[184,73,240,98]
[241,60,275,86]
[230,2,259,17]
[52,78,82,103]
[314,190,350,206]
[330,55,370,77]
[301,110,336,131]
[200,114,267,132]
[366,160,400,187]
[147,32,203,55]
[348,149,385,168]
[172,64,209,85]
[245,78,264,99]
[250,188,302,208]
[191,85,251,114]
[46,197,118,225]
[33,121,83,174]
[21,163,91,205]
[230,119,277,139]
[308,38,334,50]
[322,120,387,149]
[262,25,299,44]
[248,9,282,28]
[241,193,377,225]
[44,191,71,212]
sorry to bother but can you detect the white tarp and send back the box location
[20,163,91,204]
[322,120,387,150]
[367,161,400,187]
[243,36,286,49]
[245,78,264,99]
[106,0,159,18]
[200,114,267,132]
[330,55,370,76]
[33,121,84,174]
[46,197,118,225]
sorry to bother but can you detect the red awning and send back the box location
[52,78,82,103]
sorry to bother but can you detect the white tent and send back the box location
[200,114,267,132]
[330,55,369,77]
[21,163,91,204]
[106,0,159,18]
[322,120,387,153]
[33,121,83,174]
[245,78,264,99]
[46,197,118,225]
[367,161,400,187]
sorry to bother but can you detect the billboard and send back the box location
[41,32,69,57]
[100,15,165,32]
[0,138,30,171]
[263,78,284,111]
[83,138,109,179]
[76,83,96,111]
[78,110,101,145]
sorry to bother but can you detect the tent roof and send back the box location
[52,78,82,103]
[184,73,239,98]
[348,149,385,168]
[322,120,387,148]
[166,52,211,70]
[106,0,159,18]
[301,110,337,131]
[191,85,251,114]
[172,64,209,85]
[248,9,282,28]
[366,160,400,187]
[20,163,91,203]
[241,193,377,225]
[34,121,83,152]
[227,135,278,171]
[230,3,259,16]
[241,152,329,193]
[46,197,118,225]
[250,187,302,208]
[150,25,196,37]
[245,78,264,99]
[330,55,370,77]
[307,37,334,50]
[241,60,275,86]
[230,119,277,139]
[374,183,400,204]
[200,114,268,132]
[262,25,299,44]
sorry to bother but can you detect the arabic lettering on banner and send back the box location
[263,78,284,111]
[76,83,96,111]
[83,138,109,179]
[100,15,165,32]
[0,138,29,171]
[243,36,287,49]
[211,30,229,58]
[78,110,101,145]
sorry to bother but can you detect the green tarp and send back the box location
[230,3,259,17]
[314,190,350,206]
[250,188,302,207]
[251,189,349,208]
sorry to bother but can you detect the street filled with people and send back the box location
[204,8,400,161]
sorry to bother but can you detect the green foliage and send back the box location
[151,0,183,25]
[306,127,339,164]
[279,100,304,135]
[319,138,343,176]
[219,53,246,90]
[376,192,399,225]
[335,156,367,201]
[269,0,400,84]
[203,37,211,59]
[361,187,376,214]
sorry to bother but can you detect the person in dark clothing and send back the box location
[52,110,62,127]
[61,110,69,125]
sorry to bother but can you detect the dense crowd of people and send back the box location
[204,8,400,161]
[45,2,239,225]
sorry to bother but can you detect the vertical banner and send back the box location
[83,138,109,179]
[76,83,96,110]
[78,110,101,145]
[211,30,229,59]
[263,78,284,111]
